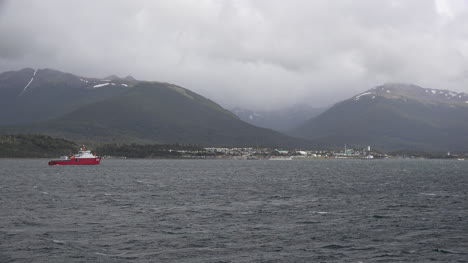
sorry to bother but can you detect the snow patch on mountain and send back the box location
[93,83,110,88]
[19,69,37,96]
[248,112,263,120]
[354,92,373,100]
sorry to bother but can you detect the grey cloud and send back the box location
[0,0,467,111]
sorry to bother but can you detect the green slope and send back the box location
[13,82,308,147]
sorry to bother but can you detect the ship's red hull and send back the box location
[48,157,102,165]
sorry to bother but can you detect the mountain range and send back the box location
[0,68,306,147]
[1,68,468,152]
[231,105,325,132]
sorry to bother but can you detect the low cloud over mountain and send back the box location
[1,1,468,111]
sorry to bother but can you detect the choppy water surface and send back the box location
[1,159,467,262]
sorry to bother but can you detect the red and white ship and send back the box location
[48,145,102,165]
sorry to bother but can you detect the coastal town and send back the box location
[176,147,382,160]
[170,146,466,160]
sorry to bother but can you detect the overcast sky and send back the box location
[1,0,468,110]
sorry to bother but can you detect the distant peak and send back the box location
[104,75,121,81]
[124,75,136,81]
[41,68,63,73]
[365,83,425,95]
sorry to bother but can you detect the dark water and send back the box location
[0,159,467,262]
